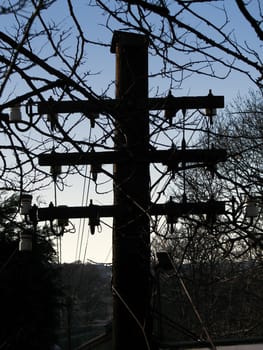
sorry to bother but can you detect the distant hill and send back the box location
[56,262,112,349]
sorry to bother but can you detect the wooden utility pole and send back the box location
[35,31,227,350]
[111,31,151,350]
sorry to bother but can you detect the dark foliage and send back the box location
[154,260,263,343]
[0,193,61,350]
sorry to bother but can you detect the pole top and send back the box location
[111,30,148,53]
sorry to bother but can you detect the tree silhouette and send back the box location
[0,193,61,349]
[152,90,263,341]
[0,0,261,196]
[0,2,262,347]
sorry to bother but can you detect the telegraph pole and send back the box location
[111,31,151,350]
[35,31,226,350]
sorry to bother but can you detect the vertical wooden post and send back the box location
[111,31,152,350]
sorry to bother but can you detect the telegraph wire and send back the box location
[75,127,93,263]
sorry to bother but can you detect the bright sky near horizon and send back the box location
[0,1,260,264]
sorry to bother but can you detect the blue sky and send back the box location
[0,1,261,263]
[1,1,259,102]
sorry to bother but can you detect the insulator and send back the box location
[0,112,9,123]
[206,212,216,225]
[205,89,217,125]
[57,206,69,227]
[89,112,99,128]
[47,96,58,131]
[166,214,178,225]
[207,163,216,178]
[47,112,58,131]
[205,108,217,117]
[25,98,34,117]
[90,163,102,182]
[19,231,32,252]
[166,197,178,224]
[10,105,22,121]
[246,199,259,218]
[166,144,179,174]
[88,200,100,235]
[20,194,33,215]
[164,90,177,125]
[50,164,62,181]
[89,217,100,235]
